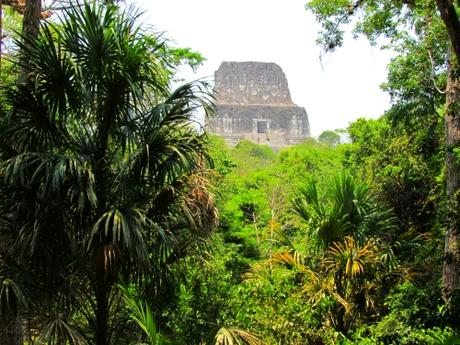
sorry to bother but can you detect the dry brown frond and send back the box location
[214,327,265,345]
[182,169,219,235]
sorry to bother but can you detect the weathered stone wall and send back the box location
[209,104,309,147]
[214,61,293,105]
[208,61,310,148]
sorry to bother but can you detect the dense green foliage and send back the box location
[1,0,460,344]
[306,0,460,328]
[166,132,456,344]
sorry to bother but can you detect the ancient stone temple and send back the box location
[207,61,310,148]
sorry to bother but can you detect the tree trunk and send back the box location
[434,0,460,329]
[443,49,460,328]
[0,3,43,345]
[436,0,460,65]
[21,0,40,40]
[18,0,41,85]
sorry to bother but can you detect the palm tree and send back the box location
[0,2,216,344]
[268,174,399,335]
[292,174,396,246]
[269,237,392,335]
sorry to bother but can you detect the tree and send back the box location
[346,116,443,237]
[292,174,396,247]
[318,129,341,146]
[0,1,47,343]
[0,2,216,344]
[273,174,398,335]
[306,0,460,327]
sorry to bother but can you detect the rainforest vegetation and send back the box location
[1,0,460,344]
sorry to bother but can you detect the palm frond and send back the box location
[0,277,28,312]
[324,236,378,279]
[89,207,148,265]
[271,251,307,272]
[128,81,213,190]
[38,317,87,345]
[292,177,323,222]
[180,169,219,235]
[120,285,167,345]
[2,152,97,217]
[214,327,265,345]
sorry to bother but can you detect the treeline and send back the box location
[1,0,460,344]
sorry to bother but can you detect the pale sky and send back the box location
[133,0,393,137]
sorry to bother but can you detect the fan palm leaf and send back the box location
[293,174,397,245]
[292,178,348,245]
[38,317,87,345]
[214,327,265,345]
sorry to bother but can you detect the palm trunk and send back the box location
[443,50,460,327]
[92,101,114,345]
[334,270,347,335]
[94,247,110,345]
[21,0,41,43]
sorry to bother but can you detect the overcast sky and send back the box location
[133,0,394,137]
